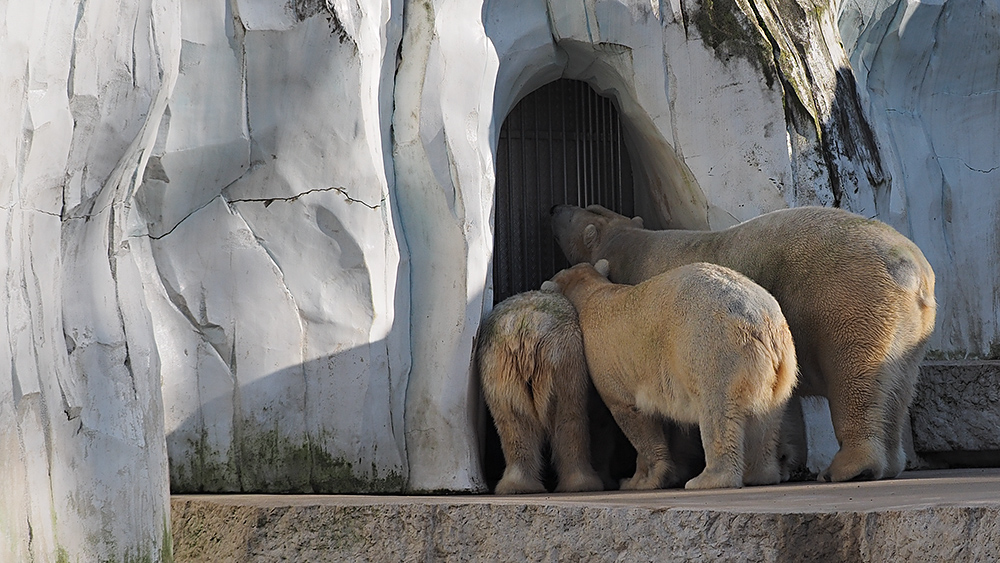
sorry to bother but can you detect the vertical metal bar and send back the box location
[593,89,599,208]
[608,99,622,209]
[585,84,591,206]
[607,96,615,210]
[604,96,611,210]
[497,118,508,302]
[580,85,594,204]
[546,82,556,278]
[598,89,604,208]
[596,88,602,207]
[594,87,601,206]
[609,97,616,210]
[527,84,537,290]
[598,89,605,208]
[518,92,526,295]
[504,108,513,301]
[523,87,530,293]
[576,82,583,204]
[566,81,572,206]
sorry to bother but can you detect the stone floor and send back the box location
[171,467,1000,562]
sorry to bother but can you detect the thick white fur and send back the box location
[477,290,603,494]
[546,260,797,490]
[551,204,937,482]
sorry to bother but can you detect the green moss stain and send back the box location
[691,0,775,86]
[169,428,239,494]
[311,450,406,494]
[171,421,405,494]
[51,545,170,563]
[924,350,967,361]
[161,515,174,563]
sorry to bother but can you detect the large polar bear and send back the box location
[543,260,797,489]
[551,204,937,482]
[476,290,604,494]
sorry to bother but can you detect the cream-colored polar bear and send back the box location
[543,260,797,490]
[551,204,937,482]
[477,290,604,494]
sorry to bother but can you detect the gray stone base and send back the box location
[913,361,1000,466]
[172,468,1000,562]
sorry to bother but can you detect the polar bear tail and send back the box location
[771,319,798,407]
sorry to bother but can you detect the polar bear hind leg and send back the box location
[742,407,784,486]
[492,409,548,494]
[686,409,745,490]
[819,356,889,482]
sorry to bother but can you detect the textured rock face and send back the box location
[841,0,1000,359]
[151,0,409,496]
[912,362,1000,455]
[394,0,496,493]
[2,0,997,559]
[0,1,175,561]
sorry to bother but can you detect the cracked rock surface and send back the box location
[146,1,409,497]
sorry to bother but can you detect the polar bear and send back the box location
[543,260,797,490]
[550,204,937,482]
[476,290,604,494]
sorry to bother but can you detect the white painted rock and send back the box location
[0,1,176,561]
[149,0,409,495]
[842,0,1000,359]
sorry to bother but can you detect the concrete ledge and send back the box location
[172,468,1000,562]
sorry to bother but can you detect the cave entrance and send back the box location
[492,79,634,304]
[486,78,636,490]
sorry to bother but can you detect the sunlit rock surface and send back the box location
[1,0,997,560]
[149,0,409,496]
[1,1,176,561]
[841,0,1000,358]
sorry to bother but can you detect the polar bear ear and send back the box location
[631,215,644,228]
[540,280,560,292]
[594,259,610,277]
[583,224,598,248]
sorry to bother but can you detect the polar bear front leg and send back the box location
[621,451,654,490]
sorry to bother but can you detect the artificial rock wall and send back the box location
[152,0,409,497]
[1,1,176,561]
[1,0,997,561]
[841,0,1000,359]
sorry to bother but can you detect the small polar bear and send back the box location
[550,204,936,482]
[542,260,797,490]
[476,290,604,494]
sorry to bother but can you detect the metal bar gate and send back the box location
[493,79,634,303]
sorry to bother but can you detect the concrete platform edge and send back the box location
[171,468,1000,562]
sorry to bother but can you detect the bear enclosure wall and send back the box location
[1,1,998,559]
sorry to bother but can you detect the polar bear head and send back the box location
[550,204,644,264]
